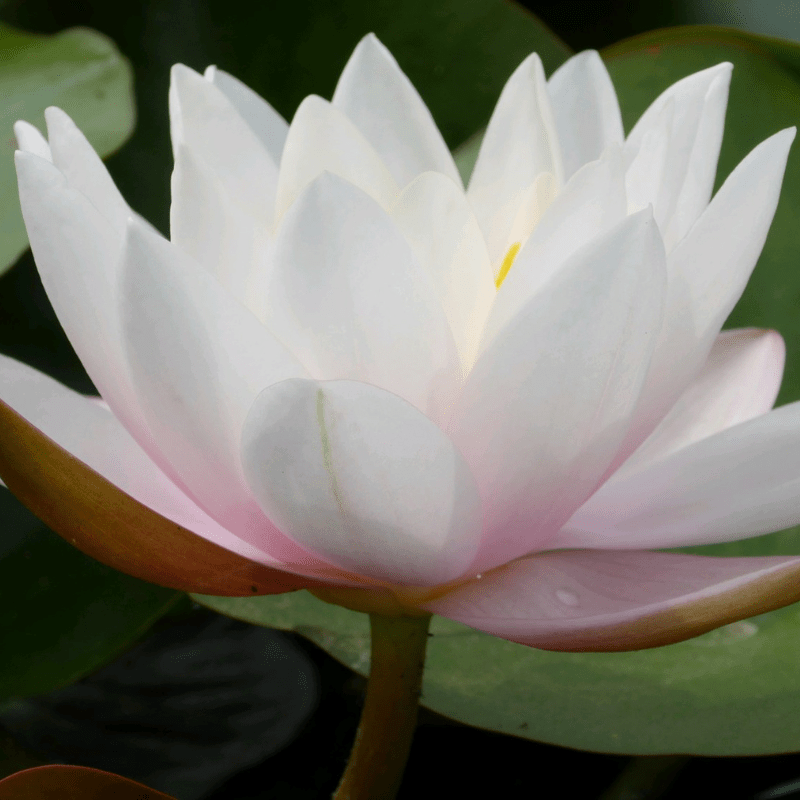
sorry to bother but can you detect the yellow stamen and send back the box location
[495,241,521,289]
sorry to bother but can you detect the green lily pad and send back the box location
[0,490,181,703]
[0,23,135,276]
[193,589,800,756]
[198,26,800,758]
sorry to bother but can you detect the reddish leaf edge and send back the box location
[0,764,177,800]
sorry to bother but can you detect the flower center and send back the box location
[495,241,521,289]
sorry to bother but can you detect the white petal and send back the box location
[0,353,276,566]
[559,401,800,550]
[663,69,731,250]
[467,53,564,249]
[118,217,322,569]
[169,64,278,227]
[480,145,627,351]
[44,107,131,235]
[170,143,274,321]
[478,170,558,270]
[619,128,796,459]
[625,99,672,216]
[332,33,461,188]
[547,50,624,180]
[274,95,398,223]
[204,65,288,165]
[241,378,483,586]
[673,128,795,329]
[390,171,495,372]
[267,172,461,424]
[13,120,51,161]
[619,328,785,475]
[448,209,666,573]
[14,151,147,446]
[624,63,732,241]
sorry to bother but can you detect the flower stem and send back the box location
[333,612,432,800]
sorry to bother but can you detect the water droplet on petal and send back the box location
[555,588,580,607]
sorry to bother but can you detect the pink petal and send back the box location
[0,353,276,566]
[619,328,785,475]
[559,400,800,550]
[422,549,800,651]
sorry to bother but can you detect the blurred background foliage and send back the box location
[2,1,800,798]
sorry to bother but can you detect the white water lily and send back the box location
[5,33,800,650]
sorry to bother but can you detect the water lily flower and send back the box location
[5,33,800,652]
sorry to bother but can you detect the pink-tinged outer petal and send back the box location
[332,34,461,189]
[0,353,279,566]
[449,209,666,573]
[241,379,483,587]
[204,65,288,165]
[619,128,796,463]
[467,53,563,259]
[13,120,51,161]
[480,145,627,352]
[267,171,461,426]
[547,50,624,181]
[558,400,800,551]
[44,107,132,236]
[422,550,800,652]
[169,64,278,226]
[619,328,785,475]
[118,217,342,573]
[0,374,330,597]
[275,95,398,223]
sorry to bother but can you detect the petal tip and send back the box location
[43,105,74,137]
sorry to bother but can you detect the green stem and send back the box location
[333,612,432,800]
